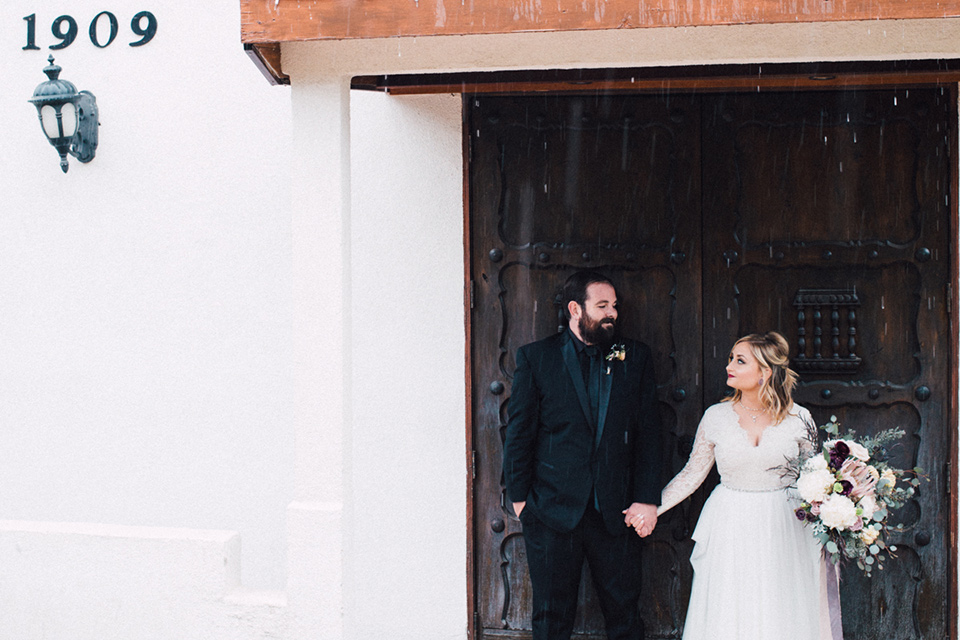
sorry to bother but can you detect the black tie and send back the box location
[584,345,603,511]
[584,345,600,427]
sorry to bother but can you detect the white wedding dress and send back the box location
[660,402,830,640]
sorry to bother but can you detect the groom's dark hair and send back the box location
[561,271,616,320]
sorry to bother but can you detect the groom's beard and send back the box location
[579,314,617,349]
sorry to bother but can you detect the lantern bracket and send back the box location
[72,90,99,164]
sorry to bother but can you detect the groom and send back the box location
[503,270,663,640]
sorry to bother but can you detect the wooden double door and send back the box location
[469,88,954,639]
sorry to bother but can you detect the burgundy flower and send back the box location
[806,512,818,523]
[839,480,854,496]
[830,441,850,468]
[795,508,807,521]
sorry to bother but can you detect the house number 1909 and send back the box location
[23,11,157,50]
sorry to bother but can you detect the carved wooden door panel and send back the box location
[700,89,954,640]
[469,93,704,639]
[470,88,954,640]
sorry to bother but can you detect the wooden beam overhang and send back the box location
[351,60,960,95]
[241,0,960,45]
[241,0,960,84]
[244,43,288,85]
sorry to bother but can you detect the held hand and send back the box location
[622,503,658,538]
[513,501,526,518]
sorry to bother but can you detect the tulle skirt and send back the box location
[682,485,826,640]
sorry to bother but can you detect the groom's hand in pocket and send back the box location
[623,502,657,537]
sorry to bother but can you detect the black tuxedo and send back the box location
[503,329,662,640]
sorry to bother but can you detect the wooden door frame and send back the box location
[462,67,960,640]
[464,94,477,638]
[950,81,959,640]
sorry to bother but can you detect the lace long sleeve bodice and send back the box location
[659,416,716,515]
[658,402,813,516]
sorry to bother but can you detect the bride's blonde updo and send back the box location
[724,331,799,423]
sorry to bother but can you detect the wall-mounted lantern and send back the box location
[28,55,99,173]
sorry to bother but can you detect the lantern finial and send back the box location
[42,55,63,81]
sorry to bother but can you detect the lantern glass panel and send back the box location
[40,105,60,139]
[60,102,78,137]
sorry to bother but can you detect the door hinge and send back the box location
[471,450,477,479]
[470,280,476,309]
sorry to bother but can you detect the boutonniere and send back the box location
[605,343,626,374]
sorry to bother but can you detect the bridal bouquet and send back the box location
[789,416,922,575]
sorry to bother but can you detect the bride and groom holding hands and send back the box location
[503,270,832,640]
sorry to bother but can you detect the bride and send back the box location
[630,332,837,639]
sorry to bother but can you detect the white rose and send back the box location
[820,494,859,530]
[857,494,878,520]
[797,468,836,503]
[804,455,829,472]
[843,440,870,462]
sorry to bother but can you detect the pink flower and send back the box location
[840,458,878,498]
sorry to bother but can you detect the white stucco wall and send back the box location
[348,90,466,640]
[3,4,960,638]
[0,0,292,595]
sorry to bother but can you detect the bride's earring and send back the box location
[758,377,764,386]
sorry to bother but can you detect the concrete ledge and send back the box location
[0,520,286,640]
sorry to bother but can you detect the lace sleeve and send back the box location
[658,417,716,516]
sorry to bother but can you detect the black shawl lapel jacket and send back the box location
[503,330,663,536]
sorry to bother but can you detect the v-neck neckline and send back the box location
[728,401,777,448]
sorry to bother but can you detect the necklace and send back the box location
[737,400,766,424]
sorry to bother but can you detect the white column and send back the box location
[286,72,351,640]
